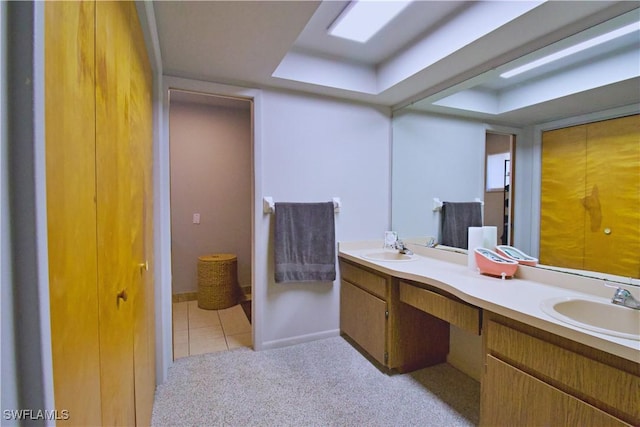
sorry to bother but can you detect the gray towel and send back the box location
[441,202,482,249]
[274,202,336,283]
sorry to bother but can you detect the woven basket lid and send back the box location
[199,253,236,262]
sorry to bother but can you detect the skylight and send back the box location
[328,0,414,44]
[500,21,640,79]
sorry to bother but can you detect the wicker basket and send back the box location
[197,253,238,310]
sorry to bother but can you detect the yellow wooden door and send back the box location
[540,115,640,277]
[45,2,103,424]
[540,125,588,270]
[95,2,136,424]
[584,115,640,277]
[126,1,156,424]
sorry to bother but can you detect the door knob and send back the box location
[117,289,128,303]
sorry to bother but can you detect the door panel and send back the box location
[45,2,103,424]
[95,2,136,424]
[127,1,156,424]
[584,115,640,277]
[540,125,587,269]
[340,280,387,365]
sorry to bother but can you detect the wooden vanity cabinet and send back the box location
[481,312,640,426]
[339,259,449,372]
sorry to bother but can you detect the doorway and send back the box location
[168,90,253,359]
[484,132,515,246]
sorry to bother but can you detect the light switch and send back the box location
[193,213,200,224]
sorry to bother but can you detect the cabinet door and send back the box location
[45,2,103,424]
[340,280,387,365]
[95,1,136,424]
[481,355,629,427]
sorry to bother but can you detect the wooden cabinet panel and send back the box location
[388,279,449,372]
[481,355,629,427]
[340,261,387,299]
[399,281,481,335]
[339,260,450,372]
[45,2,103,424]
[483,316,640,425]
[340,280,387,364]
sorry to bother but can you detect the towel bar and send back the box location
[433,197,483,212]
[263,197,341,214]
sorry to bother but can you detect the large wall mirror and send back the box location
[391,9,640,286]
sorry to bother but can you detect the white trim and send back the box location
[34,2,56,420]
[261,329,340,351]
[484,123,526,250]
[161,76,265,358]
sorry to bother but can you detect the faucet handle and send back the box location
[613,287,631,299]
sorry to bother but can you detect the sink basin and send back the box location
[361,251,416,262]
[540,296,640,340]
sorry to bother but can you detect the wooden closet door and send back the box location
[95,2,136,424]
[127,2,156,424]
[45,2,103,425]
[584,115,640,277]
[540,125,587,269]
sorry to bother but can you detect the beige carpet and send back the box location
[152,336,480,426]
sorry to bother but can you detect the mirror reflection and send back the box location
[391,11,640,285]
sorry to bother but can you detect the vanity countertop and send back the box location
[338,241,640,363]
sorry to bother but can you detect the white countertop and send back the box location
[338,241,640,363]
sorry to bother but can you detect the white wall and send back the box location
[259,89,391,348]
[392,110,486,241]
[161,77,392,356]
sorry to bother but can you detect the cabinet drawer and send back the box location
[340,280,387,365]
[481,355,629,426]
[486,320,640,424]
[340,260,387,300]
[399,281,481,335]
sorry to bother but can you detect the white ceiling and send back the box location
[153,1,640,126]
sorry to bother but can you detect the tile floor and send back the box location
[172,300,252,359]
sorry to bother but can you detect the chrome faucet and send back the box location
[611,287,640,310]
[392,239,413,255]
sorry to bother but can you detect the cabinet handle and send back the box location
[117,289,128,303]
[138,260,149,272]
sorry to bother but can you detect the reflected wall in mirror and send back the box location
[391,10,640,285]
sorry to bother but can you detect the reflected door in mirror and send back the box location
[540,114,640,278]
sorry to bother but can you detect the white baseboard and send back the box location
[260,329,340,351]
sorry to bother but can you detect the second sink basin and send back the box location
[361,251,416,262]
[541,296,640,340]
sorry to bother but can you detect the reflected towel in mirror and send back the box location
[441,202,482,249]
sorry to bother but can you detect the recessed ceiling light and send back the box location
[500,21,640,79]
[328,0,414,44]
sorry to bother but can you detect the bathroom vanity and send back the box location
[338,241,640,426]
